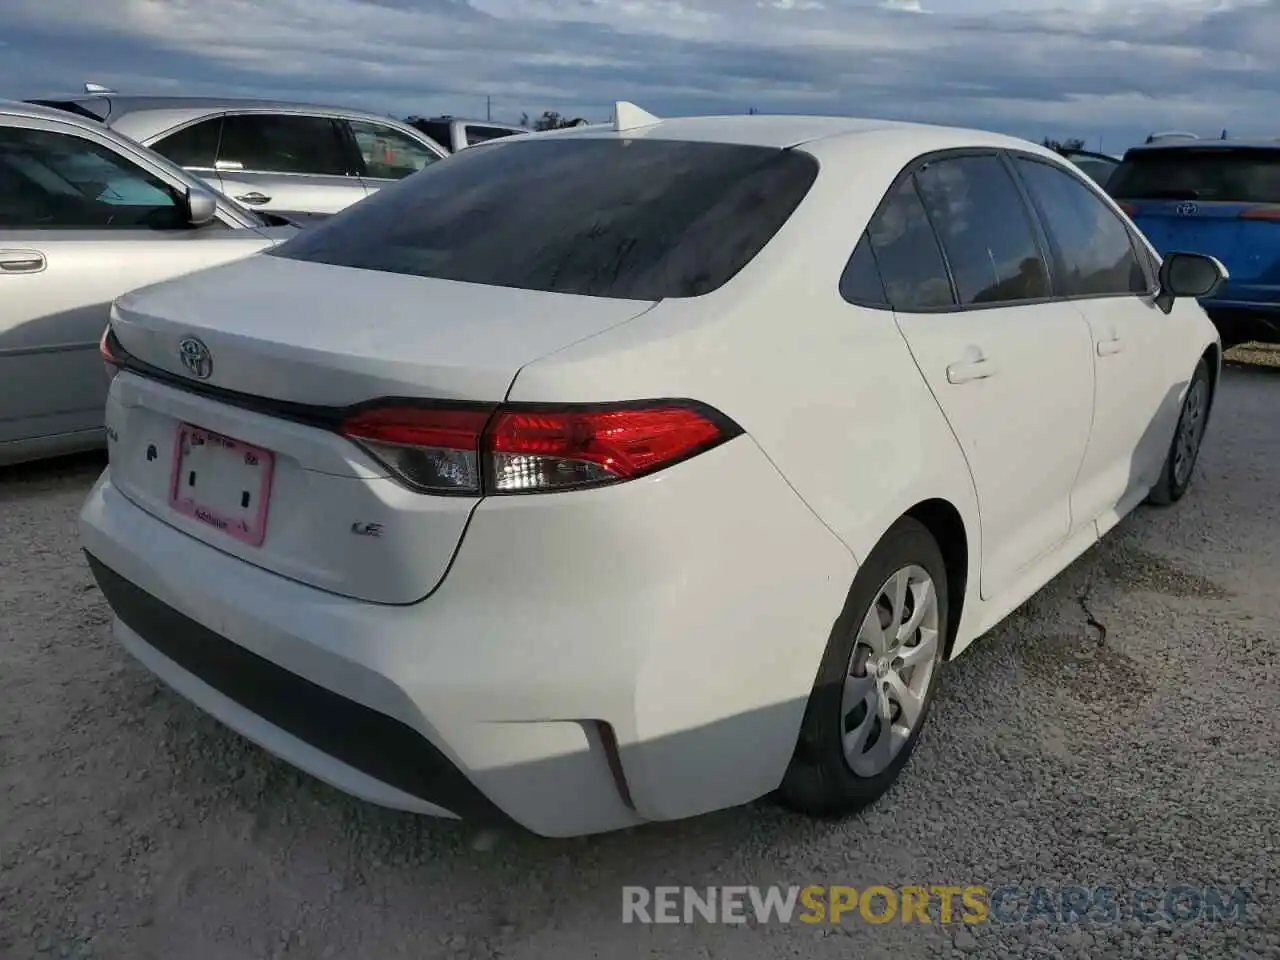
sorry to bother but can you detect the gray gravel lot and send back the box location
[2,353,1278,960]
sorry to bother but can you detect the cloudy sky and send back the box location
[1,0,1274,150]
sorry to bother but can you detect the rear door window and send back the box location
[464,125,522,146]
[914,154,1052,306]
[1108,148,1280,202]
[271,138,819,299]
[861,179,954,311]
[839,234,889,307]
[344,120,440,180]
[408,120,453,151]
[152,117,223,169]
[217,114,352,176]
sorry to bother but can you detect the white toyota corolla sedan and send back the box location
[80,105,1225,838]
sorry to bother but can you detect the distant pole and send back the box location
[487,96,492,121]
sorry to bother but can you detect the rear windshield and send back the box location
[270,137,819,299]
[26,99,111,122]
[1108,147,1280,203]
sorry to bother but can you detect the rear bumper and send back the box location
[79,436,855,837]
[85,554,503,823]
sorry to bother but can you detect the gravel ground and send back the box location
[2,351,1278,960]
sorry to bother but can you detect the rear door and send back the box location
[874,152,1096,601]
[213,113,366,215]
[0,118,274,447]
[1109,146,1280,302]
[1011,154,1173,531]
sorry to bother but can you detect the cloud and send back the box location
[0,0,1274,148]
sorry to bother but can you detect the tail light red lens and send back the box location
[339,401,740,495]
[99,325,122,374]
[339,405,493,494]
[487,405,729,492]
[1238,206,1280,221]
[1116,202,1136,217]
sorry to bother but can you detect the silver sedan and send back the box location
[0,99,297,466]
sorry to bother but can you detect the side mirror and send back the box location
[1153,251,1228,314]
[184,185,219,226]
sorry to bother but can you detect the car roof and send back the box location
[1124,139,1280,155]
[26,94,419,142]
[531,112,1042,152]
[427,116,524,128]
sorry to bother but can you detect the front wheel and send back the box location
[1147,357,1212,506]
[778,517,948,817]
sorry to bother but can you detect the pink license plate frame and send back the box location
[168,423,275,547]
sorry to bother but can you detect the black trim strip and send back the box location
[105,327,357,428]
[0,340,97,359]
[85,552,510,824]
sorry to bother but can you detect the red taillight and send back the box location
[1238,206,1280,221]
[99,325,122,373]
[1117,202,1136,216]
[339,401,739,495]
[487,405,728,492]
[339,405,492,494]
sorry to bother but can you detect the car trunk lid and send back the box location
[104,254,655,603]
[111,253,655,406]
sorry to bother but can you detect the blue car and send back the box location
[1108,139,1280,346]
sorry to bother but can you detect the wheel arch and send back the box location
[903,498,970,660]
[1202,340,1221,420]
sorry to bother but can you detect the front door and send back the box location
[0,121,272,447]
[1009,155,1176,532]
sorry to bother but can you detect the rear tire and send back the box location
[1147,358,1211,506]
[777,516,948,817]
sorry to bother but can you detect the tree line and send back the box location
[402,110,592,131]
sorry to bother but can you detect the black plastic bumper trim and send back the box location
[85,552,509,825]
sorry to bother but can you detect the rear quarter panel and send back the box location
[506,133,982,635]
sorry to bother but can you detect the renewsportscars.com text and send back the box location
[621,884,1251,926]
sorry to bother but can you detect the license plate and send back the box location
[168,424,275,547]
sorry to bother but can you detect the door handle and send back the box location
[0,249,46,274]
[946,353,998,384]
[236,192,271,205]
[1097,337,1125,356]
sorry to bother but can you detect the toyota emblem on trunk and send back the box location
[1176,201,1198,216]
[178,337,213,379]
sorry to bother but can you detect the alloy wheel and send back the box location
[840,564,940,777]
[1173,378,1208,489]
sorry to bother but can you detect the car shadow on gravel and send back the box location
[0,450,106,497]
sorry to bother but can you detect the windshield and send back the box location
[270,137,819,300]
[1108,147,1280,202]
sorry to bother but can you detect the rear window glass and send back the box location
[1108,148,1280,203]
[270,137,819,300]
[27,99,111,122]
